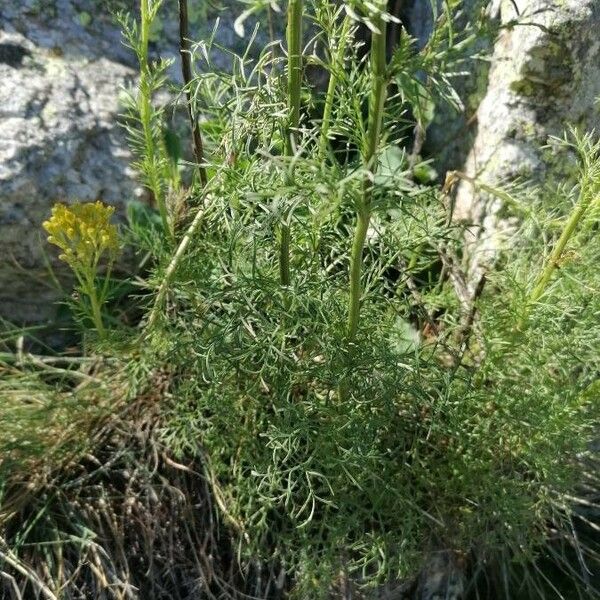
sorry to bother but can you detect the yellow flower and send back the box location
[43,201,120,271]
[43,201,121,338]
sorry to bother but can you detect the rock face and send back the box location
[451,0,600,282]
[0,1,139,323]
[0,0,248,324]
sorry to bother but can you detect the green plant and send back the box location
[137,1,599,595]
[119,0,174,241]
[43,202,120,339]
[130,3,598,597]
[1,1,599,599]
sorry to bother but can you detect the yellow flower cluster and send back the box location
[43,201,120,271]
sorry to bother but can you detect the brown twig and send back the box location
[508,0,521,16]
[436,243,487,366]
[456,273,487,358]
[178,0,208,187]
[437,245,472,310]
[408,121,426,171]
[398,258,440,337]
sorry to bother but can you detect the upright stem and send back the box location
[280,0,304,287]
[528,187,597,306]
[347,8,388,340]
[178,0,208,187]
[86,278,106,339]
[139,0,171,238]
[319,15,350,159]
[140,0,150,67]
[286,0,303,158]
[347,208,371,339]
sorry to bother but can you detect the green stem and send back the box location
[279,224,291,287]
[347,8,387,340]
[140,0,171,239]
[319,15,350,159]
[363,17,388,170]
[140,0,150,67]
[286,0,303,157]
[86,278,106,339]
[347,210,371,339]
[529,188,597,306]
[279,0,304,287]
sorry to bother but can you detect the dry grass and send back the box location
[0,360,291,600]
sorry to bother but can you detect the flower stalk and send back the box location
[347,6,388,340]
[529,191,596,305]
[280,0,304,287]
[521,132,600,328]
[139,0,171,238]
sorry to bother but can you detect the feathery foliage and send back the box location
[0,1,599,599]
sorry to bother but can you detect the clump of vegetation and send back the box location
[0,1,599,599]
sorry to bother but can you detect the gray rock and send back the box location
[0,24,139,323]
[0,0,143,324]
[0,0,259,324]
[421,0,501,178]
